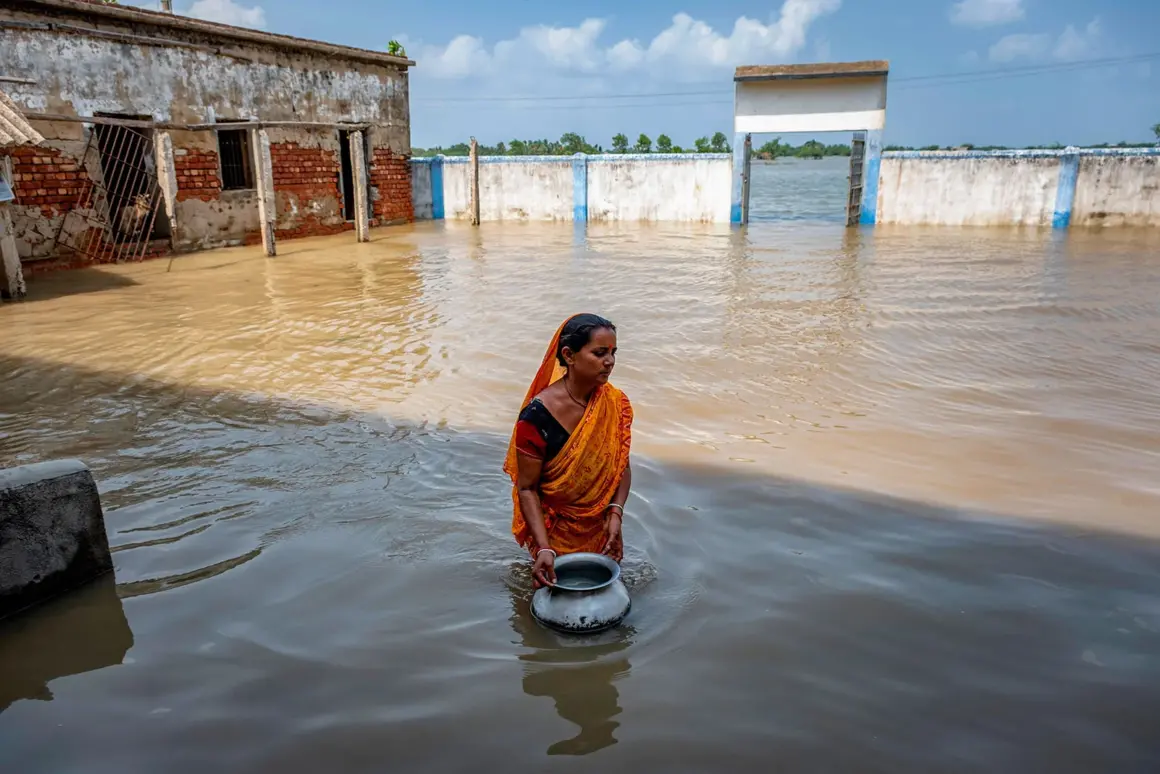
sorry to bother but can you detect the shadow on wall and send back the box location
[1,350,1160,769]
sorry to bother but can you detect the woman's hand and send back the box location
[532,549,557,589]
[602,510,623,562]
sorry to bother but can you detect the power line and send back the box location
[891,52,1160,83]
[413,51,1160,106]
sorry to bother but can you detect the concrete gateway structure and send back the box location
[0,0,414,285]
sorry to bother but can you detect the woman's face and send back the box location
[566,327,617,384]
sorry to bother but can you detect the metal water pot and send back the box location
[531,552,632,634]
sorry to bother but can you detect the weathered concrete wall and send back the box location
[0,0,413,261]
[877,148,1160,227]
[588,155,731,222]
[442,157,573,221]
[0,460,113,621]
[877,155,1059,227]
[414,154,733,223]
[1073,156,1160,227]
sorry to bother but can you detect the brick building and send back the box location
[0,0,414,278]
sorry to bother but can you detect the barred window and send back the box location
[217,127,254,190]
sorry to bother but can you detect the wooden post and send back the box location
[250,127,276,256]
[0,156,26,300]
[350,130,370,242]
[469,137,480,226]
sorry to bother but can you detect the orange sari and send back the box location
[503,319,633,557]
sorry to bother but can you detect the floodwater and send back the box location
[2,166,1160,772]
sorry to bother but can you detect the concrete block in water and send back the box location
[0,460,113,620]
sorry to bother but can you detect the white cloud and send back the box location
[408,1,841,82]
[988,17,1101,62]
[1053,18,1101,60]
[184,0,266,29]
[988,32,1051,62]
[950,0,1025,27]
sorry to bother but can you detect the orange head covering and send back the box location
[503,316,633,556]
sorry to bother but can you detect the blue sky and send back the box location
[131,0,1159,149]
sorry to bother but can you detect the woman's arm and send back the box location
[610,461,631,510]
[602,461,631,561]
[516,452,556,586]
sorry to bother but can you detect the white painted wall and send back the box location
[734,76,887,134]
[877,156,1060,226]
[442,159,573,221]
[415,156,732,222]
[1073,156,1160,227]
[411,161,433,220]
[588,157,731,222]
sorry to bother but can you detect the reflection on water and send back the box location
[1,179,1160,770]
[510,593,630,756]
[0,575,132,714]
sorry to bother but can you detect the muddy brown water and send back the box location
[2,216,1160,772]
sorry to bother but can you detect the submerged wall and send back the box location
[877,148,1160,227]
[443,157,574,221]
[412,154,732,223]
[0,460,112,620]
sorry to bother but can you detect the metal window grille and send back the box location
[52,122,166,264]
[217,128,253,190]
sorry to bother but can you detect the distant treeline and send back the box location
[413,132,730,157]
[885,141,1158,151]
[412,132,859,159]
[754,138,851,160]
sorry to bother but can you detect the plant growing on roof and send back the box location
[387,40,407,57]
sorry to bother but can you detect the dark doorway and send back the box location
[338,130,356,221]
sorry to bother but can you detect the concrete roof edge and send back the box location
[14,0,417,68]
[734,60,890,82]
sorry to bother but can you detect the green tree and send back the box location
[656,134,673,153]
[387,40,407,56]
[693,136,711,153]
[560,133,586,154]
[710,132,729,153]
[612,133,629,153]
[757,137,786,158]
[634,133,653,153]
[796,140,825,159]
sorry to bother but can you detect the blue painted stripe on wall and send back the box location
[1052,153,1080,229]
[859,129,883,226]
[730,132,747,225]
[572,153,587,223]
[430,155,444,220]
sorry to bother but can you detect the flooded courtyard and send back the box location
[2,201,1160,770]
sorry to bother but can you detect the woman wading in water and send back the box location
[503,314,633,588]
